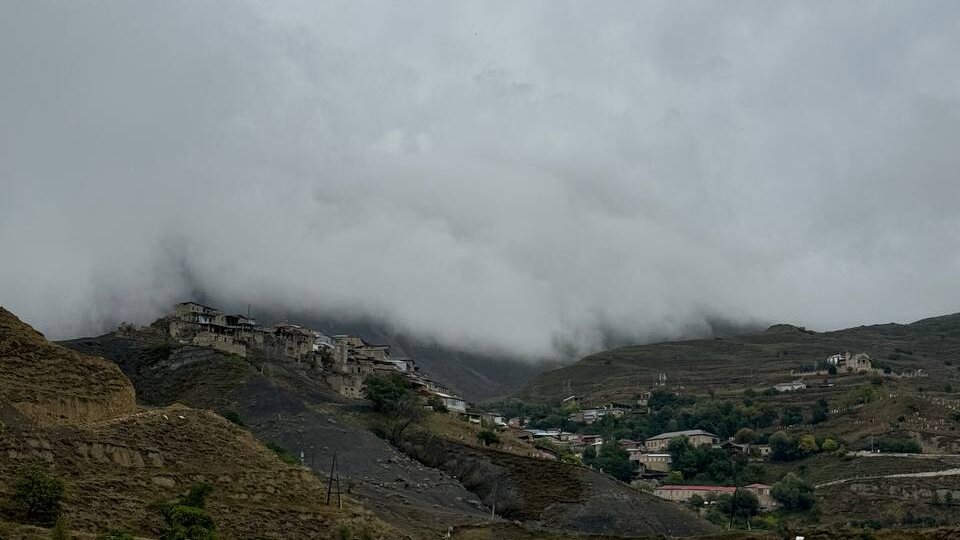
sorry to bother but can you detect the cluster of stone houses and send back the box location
[168,301,467,412]
[568,405,628,424]
[326,334,466,412]
[515,428,605,457]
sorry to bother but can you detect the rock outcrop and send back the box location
[0,307,136,426]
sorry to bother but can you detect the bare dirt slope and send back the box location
[0,307,400,539]
[0,307,135,425]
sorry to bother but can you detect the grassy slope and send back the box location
[521,314,960,405]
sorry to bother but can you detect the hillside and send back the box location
[62,327,720,538]
[521,314,960,404]
[397,434,714,537]
[61,331,499,537]
[0,307,136,425]
[0,307,399,539]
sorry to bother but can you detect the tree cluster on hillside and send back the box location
[582,443,633,481]
[364,373,426,444]
[769,431,839,461]
[869,436,921,453]
[155,483,217,540]
[666,437,764,485]
[771,473,815,511]
[487,391,836,451]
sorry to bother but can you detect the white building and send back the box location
[434,392,467,413]
[773,381,807,392]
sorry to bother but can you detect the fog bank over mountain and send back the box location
[2,2,959,359]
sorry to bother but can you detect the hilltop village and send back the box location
[164,301,467,412]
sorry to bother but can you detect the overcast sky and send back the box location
[2,1,959,358]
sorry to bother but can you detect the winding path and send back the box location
[816,467,960,488]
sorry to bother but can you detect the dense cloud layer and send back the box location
[2,2,959,358]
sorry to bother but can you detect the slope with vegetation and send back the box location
[0,307,399,539]
[522,315,960,404]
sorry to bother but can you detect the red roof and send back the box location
[656,485,736,492]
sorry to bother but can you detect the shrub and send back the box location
[50,516,70,540]
[11,465,64,525]
[874,437,921,453]
[266,442,300,465]
[798,434,819,454]
[821,438,839,452]
[156,483,216,540]
[221,411,244,427]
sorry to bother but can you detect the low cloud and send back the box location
[2,1,959,359]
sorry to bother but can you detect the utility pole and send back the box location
[491,479,498,518]
[326,451,338,505]
[336,460,342,509]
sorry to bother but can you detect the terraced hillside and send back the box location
[0,307,399,539]
[521,314,960,404]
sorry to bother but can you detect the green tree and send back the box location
[734,428,757,444]
[771,473,815,511]
[584,444,633,482]
[798,434,819,454]
[811,400,829,424]
[768,431,797,461]
[476,429,500,446]
[363,374,413,412]
[11,465,64,525]
[364,374,425,444]
[716,489,760,528]
[156,483,217,540]
[781,406,804,426]
[821,438,839,452]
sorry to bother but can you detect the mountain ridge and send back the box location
[520,311,960,404]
